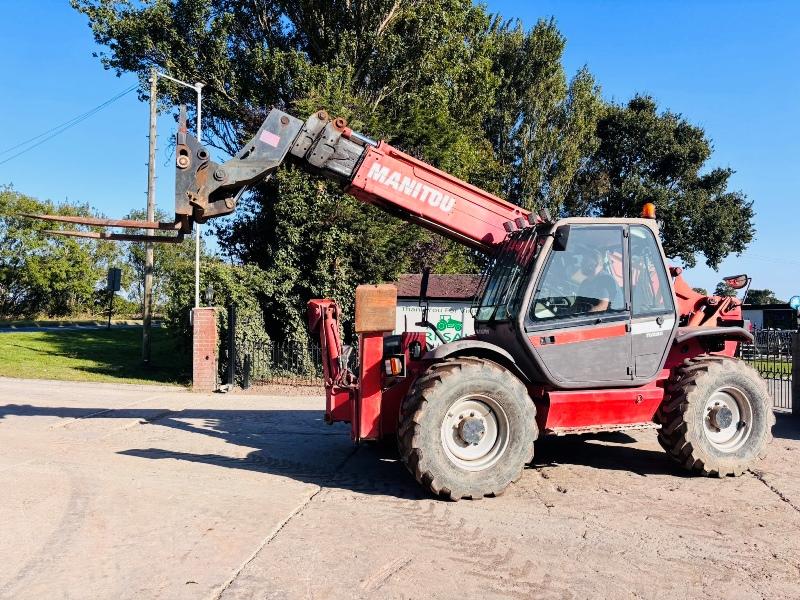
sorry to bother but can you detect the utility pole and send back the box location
[142,68,157,364]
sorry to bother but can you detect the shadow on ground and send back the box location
[773,412,800,441]
[533,432,683,477]
[0,402,704,497]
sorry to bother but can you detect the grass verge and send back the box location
[0,327,190,385]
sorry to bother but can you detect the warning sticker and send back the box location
[259,130,281,147]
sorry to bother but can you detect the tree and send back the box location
[73,0,605,341]
[0,186,120,318]
[714,281,738,298]
[564,96,754,269]
[745,288,783,305]
[162,257,274,369]
[119,208,198,311]
[692,287,708,295]
[486,20,604,213]
[74,1,756,341]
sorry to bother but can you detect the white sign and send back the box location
[395,301,474,346]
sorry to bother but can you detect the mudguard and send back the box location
[425,339,531,384]
[674,326,753,345]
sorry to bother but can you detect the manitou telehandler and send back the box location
[35,106,773,500]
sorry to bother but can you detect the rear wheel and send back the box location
[655,356,774,476]
[398,357,537,500]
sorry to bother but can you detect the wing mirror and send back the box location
[723,274,749,290]
[552,224,571,251]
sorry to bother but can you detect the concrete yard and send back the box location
[1,377,799,600]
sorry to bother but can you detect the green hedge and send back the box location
[162,259,273,364]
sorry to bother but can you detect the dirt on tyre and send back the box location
[398,357,537,500]
[655,355,774,476]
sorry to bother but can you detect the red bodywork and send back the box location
[309,140,534,440]
[346,141,531,252]
[671,266,744,327]
[34,101,746,443]
[310,300,740,440]
[308,137,746,442]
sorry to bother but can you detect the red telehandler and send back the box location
[35,107,773,500]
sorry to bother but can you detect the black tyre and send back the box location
[655,355,774,476]
[398,357,537,500]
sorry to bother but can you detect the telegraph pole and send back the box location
[142,68,157,364]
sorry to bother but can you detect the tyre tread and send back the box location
[398,357,537,500]
[655,354,774,476]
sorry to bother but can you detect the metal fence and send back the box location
[236,338,325,387]
[224,308,796,409]
[741,329,795,411]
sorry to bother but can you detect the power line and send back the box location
[0,84,138,156]
[0,84,139,166]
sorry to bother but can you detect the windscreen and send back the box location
[528,226,626,322]
[474,227,541,322]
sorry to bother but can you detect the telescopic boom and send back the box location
[31,107,532,250]
[173,107,531,252]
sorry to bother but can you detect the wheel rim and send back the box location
[440,394,510,471]
[702,386,754,453]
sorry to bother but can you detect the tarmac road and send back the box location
[1,377,799,600]
[0,323,153,333]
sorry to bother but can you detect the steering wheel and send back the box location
[533,292,572,319]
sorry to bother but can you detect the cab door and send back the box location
[524,225,633,386]
[628,225,677,380]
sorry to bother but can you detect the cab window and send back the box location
[630,225,674,316]
[529,226,626,322]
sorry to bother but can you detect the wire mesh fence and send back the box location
[740,329,795,411]
[236,338,325,387]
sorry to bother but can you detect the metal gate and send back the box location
[741,329,795,411]
[219,306,325,387]
[235,338,324,387]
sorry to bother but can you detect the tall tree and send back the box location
[564,96,754,269]
[486,19,603,213]
[74,1,757,340]
[72,0,604,340]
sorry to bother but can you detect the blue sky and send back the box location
[1,1,798,299]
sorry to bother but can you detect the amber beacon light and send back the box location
[641,203,656,219]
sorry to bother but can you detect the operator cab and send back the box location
[473,218,678,389]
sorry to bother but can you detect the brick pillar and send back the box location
[192,307,218,392]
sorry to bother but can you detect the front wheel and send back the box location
[655,356,774,476]
[398,357,537,500]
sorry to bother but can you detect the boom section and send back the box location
[347,143,528,251]
[174,108,529,252]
